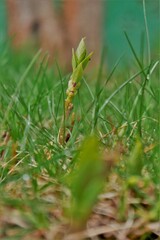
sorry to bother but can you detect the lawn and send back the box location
[0,22,159,240]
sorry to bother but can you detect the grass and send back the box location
[0,24,159,240]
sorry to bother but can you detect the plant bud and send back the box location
[72,49,78,70]
[72,63,83,83]
[81,52,93,70]
[76,38,87,63]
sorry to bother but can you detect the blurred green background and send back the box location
[104,0,159,64]
[0,0,159,64]
[0,0,7,42]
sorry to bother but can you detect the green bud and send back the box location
[72,63,83,83]
[81,52,93,70]
[72,48,78,70]
[76,38,87,63]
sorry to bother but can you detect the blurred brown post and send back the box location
[6,0,65,61]
[63,0,102,66]
[6,0,102,67]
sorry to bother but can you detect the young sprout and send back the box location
[59,38,93,145]
[65,38,93,116]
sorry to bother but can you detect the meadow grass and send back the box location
[0,33,159,239]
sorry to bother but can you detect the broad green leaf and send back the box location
[127,138,143,176]
[68,135,106,229]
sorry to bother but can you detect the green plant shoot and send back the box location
[66,135,105,230]
[59,38,93,145]
[65,38,93,116]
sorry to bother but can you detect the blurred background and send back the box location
[0,0,159,68]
